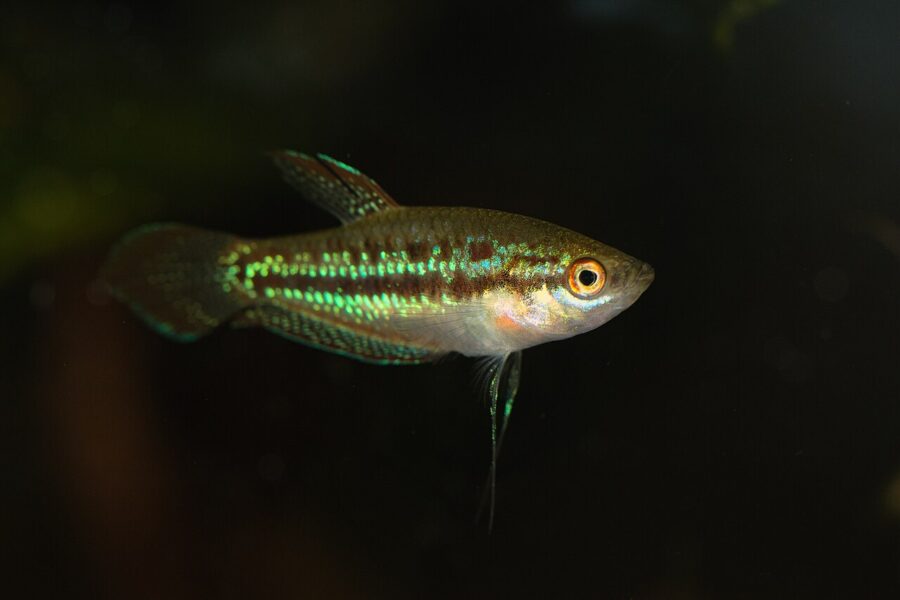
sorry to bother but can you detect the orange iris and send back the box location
[567,258,606,298]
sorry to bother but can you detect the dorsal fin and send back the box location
[271,150,401,223]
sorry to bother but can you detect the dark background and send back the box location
[2,1,899,597]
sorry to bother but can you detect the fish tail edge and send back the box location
[101,223,248,341]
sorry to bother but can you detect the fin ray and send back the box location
[271,150,400,223]
[236,304,439,364]
[102,224,246,340]
[475,351,523,532]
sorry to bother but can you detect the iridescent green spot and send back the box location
[320,154,362,175]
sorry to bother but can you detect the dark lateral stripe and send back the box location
[243,267,549,303]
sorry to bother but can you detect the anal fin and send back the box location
[235,305,438,365]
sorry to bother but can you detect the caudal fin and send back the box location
[102,224,248,341]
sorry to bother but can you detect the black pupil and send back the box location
[578,269,598,287]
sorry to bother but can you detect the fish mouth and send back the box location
[637,263,656,286]
[606,261,654,311]
[635,262,655,287]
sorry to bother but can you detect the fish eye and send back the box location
[567,258,606,298]
[578,270,597,286]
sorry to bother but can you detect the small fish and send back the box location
[103,151,655,528]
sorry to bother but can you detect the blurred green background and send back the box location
[2,1,900,598]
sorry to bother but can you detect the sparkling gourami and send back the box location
[103,151,655,363]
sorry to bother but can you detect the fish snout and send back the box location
[620,260,654,291]
[635,261,655,287]
[605,260,654,311]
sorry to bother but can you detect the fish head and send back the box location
[494,229,654,349]
[546,241,655,335]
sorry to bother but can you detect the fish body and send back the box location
[104,153,653,364]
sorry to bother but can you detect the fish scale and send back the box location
[236,208,562,308]
[207,207,575,362]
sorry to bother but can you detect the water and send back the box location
[2,1,899,597]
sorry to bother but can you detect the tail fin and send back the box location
[102,224,248,341]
